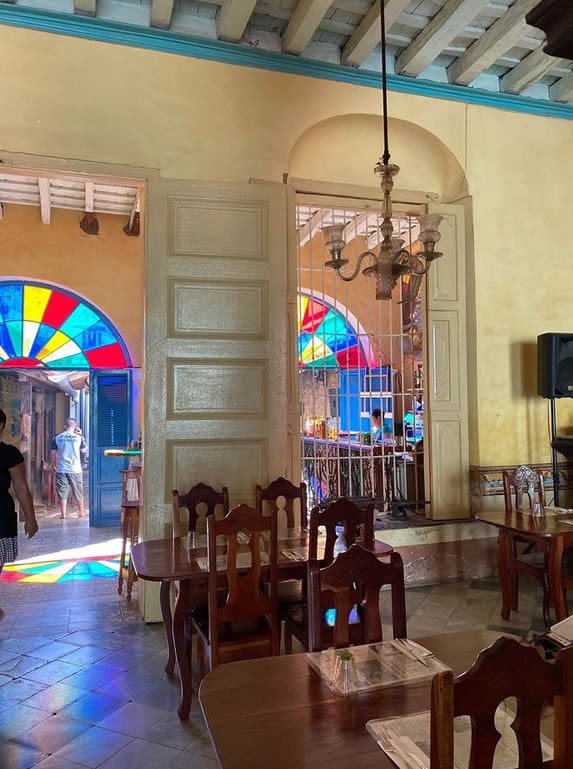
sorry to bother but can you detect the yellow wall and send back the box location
[0,205,143,366]
[1,25,573,469]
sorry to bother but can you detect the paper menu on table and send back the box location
[306,641,449,695]
[550,614,573,644]
[367,707,553,769]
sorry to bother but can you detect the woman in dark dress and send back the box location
[0,408,38,609]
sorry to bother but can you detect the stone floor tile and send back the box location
[1,655,57,678]
[60,663,125,692]
[0,677,47,706]
[96,737,181,769]
[59,690,130,724]
[24,659,83,686]
[29,641,82,662]
[31,756,86,769]
[0,740,47,769]
[96,701,170,738]
[17,713,90,754]
[58,645,113,666]
[142,711,207,750]
[54,725,132,768]
[23,682,85,712]
[0,702,52,741]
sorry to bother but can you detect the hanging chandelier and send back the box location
[323,0,443,300]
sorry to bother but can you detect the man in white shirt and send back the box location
[51,418,87,519]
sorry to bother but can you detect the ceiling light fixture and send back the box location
[323,0,443,300]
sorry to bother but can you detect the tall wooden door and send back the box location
[426,202,470,518]
[89,370,132,527]
[144,180,288,607]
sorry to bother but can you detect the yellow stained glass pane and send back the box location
[36,330,71,360]
[23,285,51,323]
[297,295,308,327]
[42,338,82,364]
[300,336,330,364]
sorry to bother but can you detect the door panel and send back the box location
[89,370,132,527]
[427,203,469,518]
[144,179,288,572]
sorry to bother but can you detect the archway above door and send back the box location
[0,280,131,369]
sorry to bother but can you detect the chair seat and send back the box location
[192,613,274,660]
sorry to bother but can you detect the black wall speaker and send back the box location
[537,333,573,398]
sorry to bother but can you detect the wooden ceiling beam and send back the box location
[550,72,573,103]
[38,178,51,225]
[150,0,175,29]
[85,182,95,213]
[283,0,334,55]
[448,0,539,86]
[217,0,259,42]
[341,0,410,68]
[396,0,489,77]
[500,47,560,93]
[73,0,97,16]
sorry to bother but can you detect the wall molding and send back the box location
[1,5,573,122]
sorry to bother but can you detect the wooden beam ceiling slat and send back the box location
[283,0,335,55]
[217,0,259,42]
[73,0,97,16]
[550,72,573,103]
[500,46,560,94]
[150,0,175,29]
[341,0,411,68]
[396,0,490,78]
[37,178,51,225]
[447,0,539,86]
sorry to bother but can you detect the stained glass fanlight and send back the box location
[298,293,376,369]
[0,281,131,369]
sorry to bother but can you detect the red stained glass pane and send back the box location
[42,292,79,328]
[86,342,129,368]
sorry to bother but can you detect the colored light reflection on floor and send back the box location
[1,555,121,583]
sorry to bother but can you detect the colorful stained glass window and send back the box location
[0,281,131,369]
[298,293,375,369]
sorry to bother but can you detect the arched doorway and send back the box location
[0,279,136,527]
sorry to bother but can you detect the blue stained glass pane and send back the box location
[0,319,15,358]
[77,321,116,351]
[29,323,57,359]
[0,285,23,322]
[298,333,312,355]
[323,333,357,353]
[5,320,22,356]
[60,304,100,340]
[46,353,89,370]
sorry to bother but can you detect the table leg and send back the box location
[548,537,567,624]
[173,579,192,721]
[160,580,176,676]
[497,530,512,621]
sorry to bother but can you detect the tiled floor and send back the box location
[0,518,546,769]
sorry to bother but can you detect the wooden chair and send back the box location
[255,476,308,529]
[500,465,550,622]
[191,503,280,679]
[161,483,230,676]
[307,544,406,651]
[256,476,308,618]
[172,482,230,537]
[284,497,376,652]
[430,636,573,769]
[117,466,142,601]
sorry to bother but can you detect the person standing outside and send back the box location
[51,418,87,519]
[0,408,38,612]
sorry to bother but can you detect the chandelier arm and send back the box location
[332,251,378,282]
[405,252,431,276]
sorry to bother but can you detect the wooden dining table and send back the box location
[130,530,393,720]
[475,508,573,626]
[199,630,508,769]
